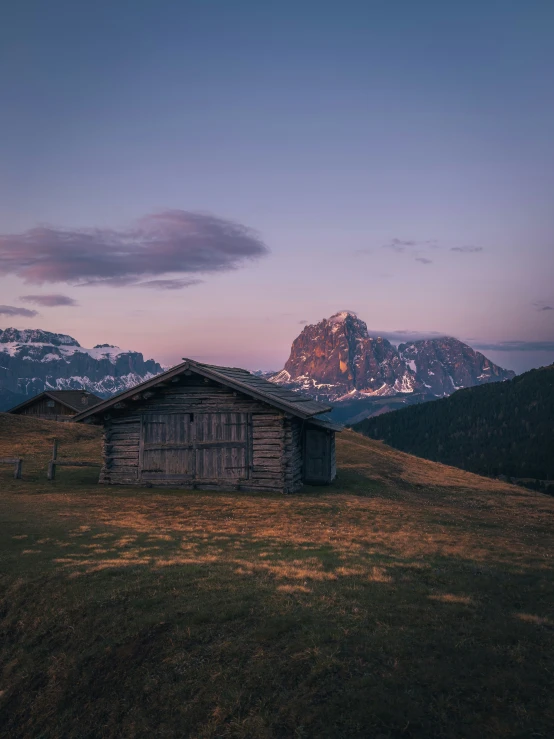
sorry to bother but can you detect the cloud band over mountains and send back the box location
[0,210,268,288]
[473,340,554,352]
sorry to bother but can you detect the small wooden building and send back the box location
[7,390,102,421]
[73,358,341,493]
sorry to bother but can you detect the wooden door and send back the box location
[141,413,195,480]
[195,412,249,480]
[303,427,331,484]
[140,412,250,482]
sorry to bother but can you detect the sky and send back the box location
[0,0,553,373]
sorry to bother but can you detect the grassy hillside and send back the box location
[1,414,553,738]
[0,412,102,468]
[353,364,554,486]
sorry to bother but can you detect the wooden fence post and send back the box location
[0,458,23,479]
[47,439,58,480]
[45,438,101,480]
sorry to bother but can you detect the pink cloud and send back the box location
[0,210,268,288]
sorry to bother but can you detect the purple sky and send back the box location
[0,1,553,373]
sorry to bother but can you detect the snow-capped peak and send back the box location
[0,327,164,403]
[85,345,128,360]
[0,328,80,347]
[328,310,358,324]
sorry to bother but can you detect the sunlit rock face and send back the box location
[270,312,514,403]
[272,312,420,402]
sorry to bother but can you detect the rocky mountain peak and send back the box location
[0,328,80,347]
[324,310,368,336]
[398,337,515,396]
[271,312,516,404]
[278,312,418,401]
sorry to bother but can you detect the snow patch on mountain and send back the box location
[0,327,164,401]
[0,328,79,346]
[0,341,132,363]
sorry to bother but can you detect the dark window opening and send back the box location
[190,413,194,423]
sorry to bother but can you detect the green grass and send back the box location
[1,414,553,738]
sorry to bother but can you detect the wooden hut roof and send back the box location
[7,389,103,414]
[73,358,336,423]
[305,413,343,432]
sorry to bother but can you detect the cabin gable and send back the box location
[8,390,102,421]
[14,395,75,420]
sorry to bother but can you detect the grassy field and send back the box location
[1,413,553,738]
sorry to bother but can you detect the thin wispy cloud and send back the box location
[532,300,553,312]
[451,246,484,253]
[20,294,78,307]
[0,210,268,288]
[415,257,432,264]
[373,329,448,345]
[383,238,438,253]
[473,340,554,352]
[0,305,39,317]
[137,278,203,290]
[382,240,484,258]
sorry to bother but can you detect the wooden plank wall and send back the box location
[283,417,304,493]
[99,379,300,492]
[16,398,75,418]
[251,413,285,490]
[330,431,337,481]
[100,415,140,485]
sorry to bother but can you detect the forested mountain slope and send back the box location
[353,364,554,484]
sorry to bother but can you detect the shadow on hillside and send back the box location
[3,524,554,739]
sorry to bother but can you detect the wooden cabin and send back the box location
[7,390,102,421]
[73,358,341,493]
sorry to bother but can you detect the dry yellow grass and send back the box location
[0,412,101,471]
[1,414,553,738]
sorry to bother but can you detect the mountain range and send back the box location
[268,311,515,422]
[0,328,163,411]
[0,315,516,420]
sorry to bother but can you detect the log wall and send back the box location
[330,431,337,482]
[284,417,304,493]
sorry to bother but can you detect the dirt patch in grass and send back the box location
[1,420,553,738]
